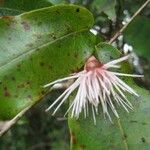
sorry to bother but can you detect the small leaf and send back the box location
[95,42,121,63]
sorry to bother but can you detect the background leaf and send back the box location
[124,16,150,89]
[0,0,52,16]
[69,43,150,150]
[124,16,150,59]
[91,0,116,21]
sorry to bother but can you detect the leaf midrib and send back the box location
[117,119,129,150]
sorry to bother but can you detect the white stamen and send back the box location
[45,77,81,112]
[44,54,143,124]
[43,71,85,88]
[92,105,96,125]
[104,55,131,68]
[106,65,121,68]
[108,72,144,77]
[103,55,130,68]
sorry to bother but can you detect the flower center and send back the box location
[85,56,103,71]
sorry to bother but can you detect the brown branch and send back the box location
[109,0,150,44]
[0,105,32,137]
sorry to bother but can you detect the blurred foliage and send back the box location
[0,91,69,150]
[124,16,150,59]
[0,0,149,149]
[124,15,150,88]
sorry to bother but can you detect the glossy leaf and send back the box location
[69,43,150,149]
[0,5,96,120]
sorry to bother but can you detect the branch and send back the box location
[109,0,150,44]
[0,105,32,137]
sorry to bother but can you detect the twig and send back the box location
[0,105,32,137]
[109,0,150,44]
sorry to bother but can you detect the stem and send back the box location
[109,0,150,44]
[0,106,32,137]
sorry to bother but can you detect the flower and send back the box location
[44,55,143,124]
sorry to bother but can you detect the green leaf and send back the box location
[95,42,121,63]
[0,0,52,15]
[124,16,150,59]
[48,0,67,5]
[0,5,96,120]
[69,43,150,149]
[91,0,116,21]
